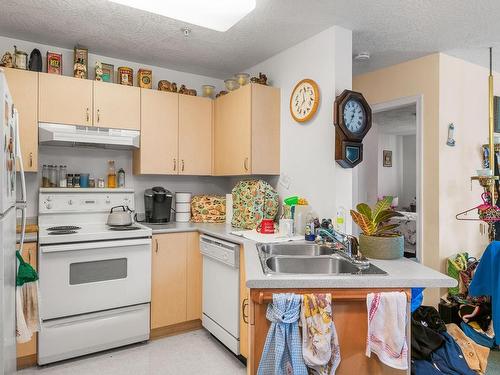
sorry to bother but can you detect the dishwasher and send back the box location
[199,234,240,355]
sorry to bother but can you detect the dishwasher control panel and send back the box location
[199,235,239,268]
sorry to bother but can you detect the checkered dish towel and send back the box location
[366,292,408,370]
[257,293,308,375]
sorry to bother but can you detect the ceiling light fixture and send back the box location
[109,0,256,32]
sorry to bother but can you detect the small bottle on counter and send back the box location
[49,165,58,187]
[67,173,74,188]
[42,165,49,187]
[89,177,95,188]
[59,165,67,187]
[73,174,81,188]
[117,168,125,188]
[98,177,105,188]
[107,160,116,188]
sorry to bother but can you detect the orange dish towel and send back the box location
[366,292,408,370]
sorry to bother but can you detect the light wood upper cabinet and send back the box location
[214,84,251,175]
[151,233,187,329]
[4,68,38,172]
[214,83,280,175]
[93,81,140,130]
[16,242,37,364]
[39,73,92,126]
[133,90,179,175]
[186,232,202,321]
[179,95,213,175]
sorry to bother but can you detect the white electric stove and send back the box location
[37,188,152,365]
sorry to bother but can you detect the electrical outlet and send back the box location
[279,173,291,190]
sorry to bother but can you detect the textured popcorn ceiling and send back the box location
[1,0,500,78]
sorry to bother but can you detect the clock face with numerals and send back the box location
[343,99,366,134]
[290,79,320,122]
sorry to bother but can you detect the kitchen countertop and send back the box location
[143,222,456,289]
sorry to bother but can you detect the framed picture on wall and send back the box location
[383,150,392,167]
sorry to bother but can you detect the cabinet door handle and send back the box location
[181,160,185,172]
[155,239,159,253]
[173,158,177,171]
[244,157,249,172]
[97,109,100,123]
[86,107,89,122]
[29,152,33,167]
[242,298,249,324]
[28,250,31,264]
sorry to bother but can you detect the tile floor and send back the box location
[17,329,246,375]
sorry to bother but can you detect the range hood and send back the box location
[39,123,140,149]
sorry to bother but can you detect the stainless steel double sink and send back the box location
[257,242,387,276]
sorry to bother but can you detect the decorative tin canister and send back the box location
[118,66,133,86]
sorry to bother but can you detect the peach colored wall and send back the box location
[438,54,499,266]
[353,54,441,304]
[354,53,500,306]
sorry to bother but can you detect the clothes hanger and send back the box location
[456,192,500,222]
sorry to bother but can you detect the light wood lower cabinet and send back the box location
[16,242,38,369]
[3,68,38,172]
[39,72,93,126]
[151,232,202,333]
[186,233,203,320]
[239,246,249,359]
[249,288,410,375]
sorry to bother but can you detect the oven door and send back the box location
[39,238,151,320]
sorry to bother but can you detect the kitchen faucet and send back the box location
[316,228,369,268]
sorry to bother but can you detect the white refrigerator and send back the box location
[0,69,26,374]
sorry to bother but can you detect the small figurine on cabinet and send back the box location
[0,52,13,68]
[95,61,104,81]
[178,84,188,94]
[74,58,87,79]
[73,46,88,79]
[250,72,268,85]
[158,80,178,92]
[215,90,228,98]
[187,89,197,96]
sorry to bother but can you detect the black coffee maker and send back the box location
[144,186,173,223]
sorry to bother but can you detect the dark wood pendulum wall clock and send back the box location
[333,89,372,168]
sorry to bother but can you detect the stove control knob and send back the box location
[68,200,74,205]
[46,203,52,209]
[106,199,111,204]
[47,196,52,201]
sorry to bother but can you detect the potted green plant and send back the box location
[350,196,404,259]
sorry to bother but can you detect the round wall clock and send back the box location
[290,79,320,123]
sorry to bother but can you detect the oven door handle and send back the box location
[40,238,151,253]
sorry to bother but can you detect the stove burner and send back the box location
[108,226,141,231]
[48,230,78,235]
[47,225,81,231]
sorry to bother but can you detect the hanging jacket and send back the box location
[468,241,500,345]
[257,293,308,375]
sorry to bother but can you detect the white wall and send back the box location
[246,26,353,223]
[402,135,417,207]
[377,133,403,200]
[0,36,224,92]
[2,34,233,218]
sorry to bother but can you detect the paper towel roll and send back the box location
[226,193,233,224]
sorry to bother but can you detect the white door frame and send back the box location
[368,95,424,262]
